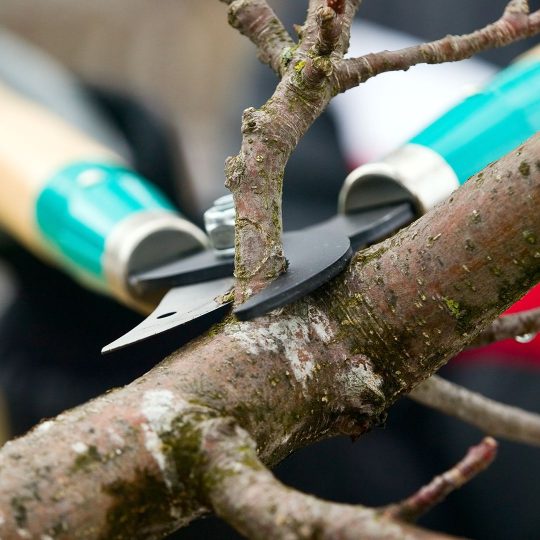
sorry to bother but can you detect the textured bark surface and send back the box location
[334,2,540,92]
[0,133,539,539]
[2,2,540,538]
[411,376,540,446]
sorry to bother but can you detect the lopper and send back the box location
[0,47,539,354]
[105,45,540,351]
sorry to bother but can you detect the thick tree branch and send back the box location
[221,0,295,77]
[1,131,540,538]
[204,420,456,540]
[410,376,540,446]
[382,437,497,523]
[468,306,540,347]
[334,3,540,92]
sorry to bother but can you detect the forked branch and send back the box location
[204,420,456,540]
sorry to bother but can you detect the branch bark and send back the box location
[220,0,295,77]
[224,0,361,300]
[204,421,455,540]
[468,306,540,347]
[1,130,540,538]
[382,437,497,523]
[410,375,540,446]
[334,3,540,92]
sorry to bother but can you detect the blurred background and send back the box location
[0,1,539,538]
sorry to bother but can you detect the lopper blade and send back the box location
[103,203,413,352]
[234,202,413,320]
[325,201,414,251]
[102,277,233,353]
[130,249,234,292]
[234,222,352,320]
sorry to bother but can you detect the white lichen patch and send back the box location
[35,420,54,434]
[41,535,54,540]
[337,358,385,411]
[226,316,326,387]
[0,511,4,526]
[16,529,31,539]
[308,307,333,344]
[141,423,168,483]
[140,390,191,486]
[141,390,189,433]
[106,427,125,447]
[71,442,88,454]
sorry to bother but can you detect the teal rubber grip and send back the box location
[410,57,540,184]
[35,162,176,285]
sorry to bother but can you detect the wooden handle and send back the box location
[0,82,121,259]
[0,82,207,310]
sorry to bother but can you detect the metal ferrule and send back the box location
[338,143,460,217]
[104,210,208,310]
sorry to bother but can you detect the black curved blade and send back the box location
[234,223,352,320]
[102,278,233,353]
[130,203,413,294]
[105,203,414,353]
[130,249,234,293]
[322,202,414,251]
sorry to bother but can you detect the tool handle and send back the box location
[339,45,540,215]
[411,44,540,185]
[0,83,207,308]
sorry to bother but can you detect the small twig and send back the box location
[314,6,342,56]
[221,0,295,76]
[334,1,540,92]
[382,438,497,523]
[327,0,346,15]
[203,420,458,540]
[410,376,540,446]
[505,0,530,15]
[468,307,540,348]
[305,0,362,57]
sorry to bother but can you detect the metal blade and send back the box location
[234,202,413,320]
[234,223,352,320]
[105,203,414,352]
[130,249,234,293]
[102,277,233,353]
[130,203,413,293]
[325,202,414,251]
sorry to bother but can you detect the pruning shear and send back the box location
[103,45,540,352]
[1,47,539,354]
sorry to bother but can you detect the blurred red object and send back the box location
[455,283,540,368]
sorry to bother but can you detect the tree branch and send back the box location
[410,376,540,446]
[204,419,457,540]
[1,130,540,538]
[334,2,540,92]
[468,306,540,347]
[382,437,497,523]
[314,5,343,56]
[221,0,295,77]
[305,0,362,57]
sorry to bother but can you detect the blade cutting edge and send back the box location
[102,277,233,353]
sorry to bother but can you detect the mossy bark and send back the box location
[1,134,540,538]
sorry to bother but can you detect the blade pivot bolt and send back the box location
[204,194,235,258]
